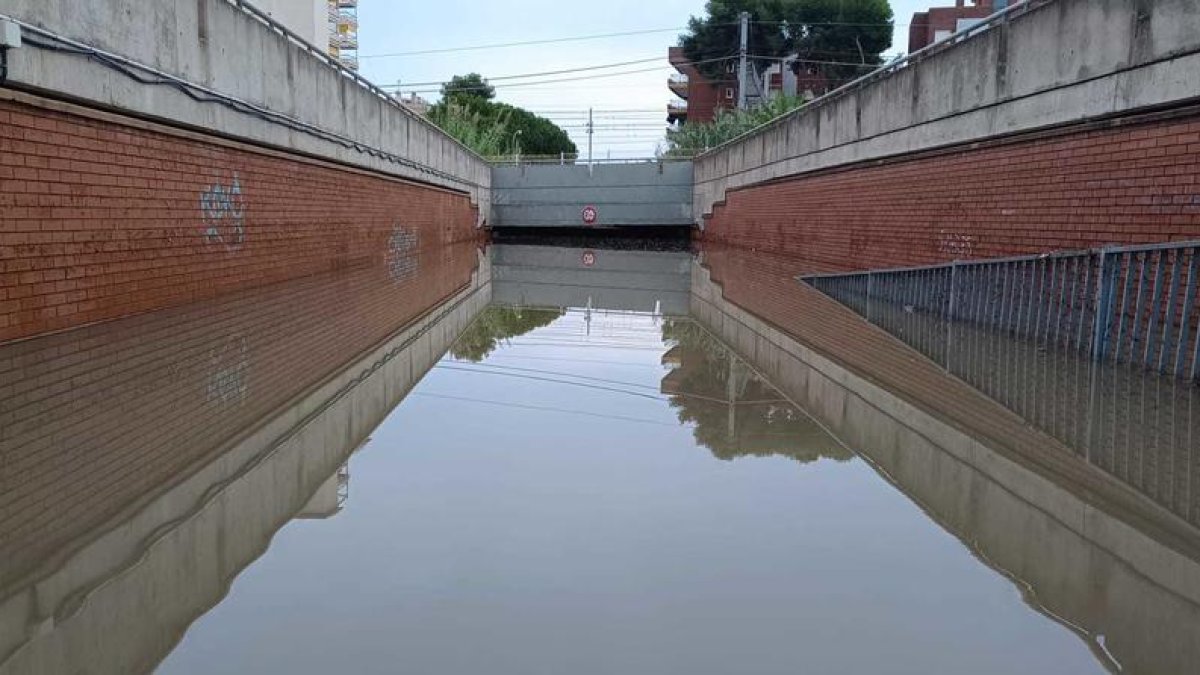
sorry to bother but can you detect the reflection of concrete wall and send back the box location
[690,262,1200,674]
[0,244,480,591]
[296,467,347,520]
[0,264,492,675]
[492,245,691,314]
[492,163,693,228]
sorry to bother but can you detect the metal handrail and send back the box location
[695,0,1055,160]
[801,239,1200,381]
[800,240,1200,281]
[488,155,695,166]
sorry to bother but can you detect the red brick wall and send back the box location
[0,96,483,343]
[698,113,1200,272]
[909,2,998,52]
[0,243,480,591]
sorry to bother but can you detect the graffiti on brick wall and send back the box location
[937,230,975,259]
[206,333,249,405]
[200,173,247,250]
[386,224,420,283]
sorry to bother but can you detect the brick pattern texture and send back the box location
[0,243,480,592]
[698,114,1200,270]
[0,98,482,343]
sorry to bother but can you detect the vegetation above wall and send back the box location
[428,74,578,158]
[664,95,807,157]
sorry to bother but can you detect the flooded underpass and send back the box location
[2,241,1199,674]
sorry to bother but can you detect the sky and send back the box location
[357,1,941,158]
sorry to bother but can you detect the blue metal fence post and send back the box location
[1091,248,1117,362]
[1178,247,1199,378]
[866,272,875,323]
[945,261,959,370]
[1158,249,1185,373]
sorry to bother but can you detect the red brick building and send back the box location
[909,0,1013,53]
[667,47,739,125]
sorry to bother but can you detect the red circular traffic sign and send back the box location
[581,250,596,267]
[581,205,598,225]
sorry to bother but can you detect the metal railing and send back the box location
[487,155,694,166]
[802,241,1200,383]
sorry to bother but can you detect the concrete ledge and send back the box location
[693,0,1200,221]
[0,0,491,213]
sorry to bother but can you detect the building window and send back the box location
[725,88,735,99]
[726,62,736,73]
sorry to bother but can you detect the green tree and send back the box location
[427,102,511,156]
[491,103,577,157]
[681,0,893,88]
[429,74,577,158]
[441,73,495,104]
[663,94,806,156]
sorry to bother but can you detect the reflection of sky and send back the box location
[158,310,1101,675]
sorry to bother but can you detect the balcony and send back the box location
[331,33,358,50]
[337,10,358,30]
[667,100,688,124]
[668,73,689,99]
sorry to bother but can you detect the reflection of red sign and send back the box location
[581,250,596,267]
[581,205,598,225]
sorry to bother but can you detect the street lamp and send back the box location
[511,129,522,164]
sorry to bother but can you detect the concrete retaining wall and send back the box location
[0,0,490,209]
[492,162,692,228]
[694,0,1200,226]
[0,91,483,342]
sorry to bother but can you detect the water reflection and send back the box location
[660,319,852,464]
[695,243,1200,674]
[0,242,1197,673]
[0,244,489,674]
[157,300,1101,674]
[450,306,566,362]
[811,262,1200,530]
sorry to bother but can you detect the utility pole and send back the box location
[737,11,750,110]
[587,107,594,175]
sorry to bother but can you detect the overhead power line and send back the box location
[359,27,690,59]
[359,20,906,60]
[751,20,906,27]
[403,55,736,94]
[385,56,668,88]
[389,50,877,92]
